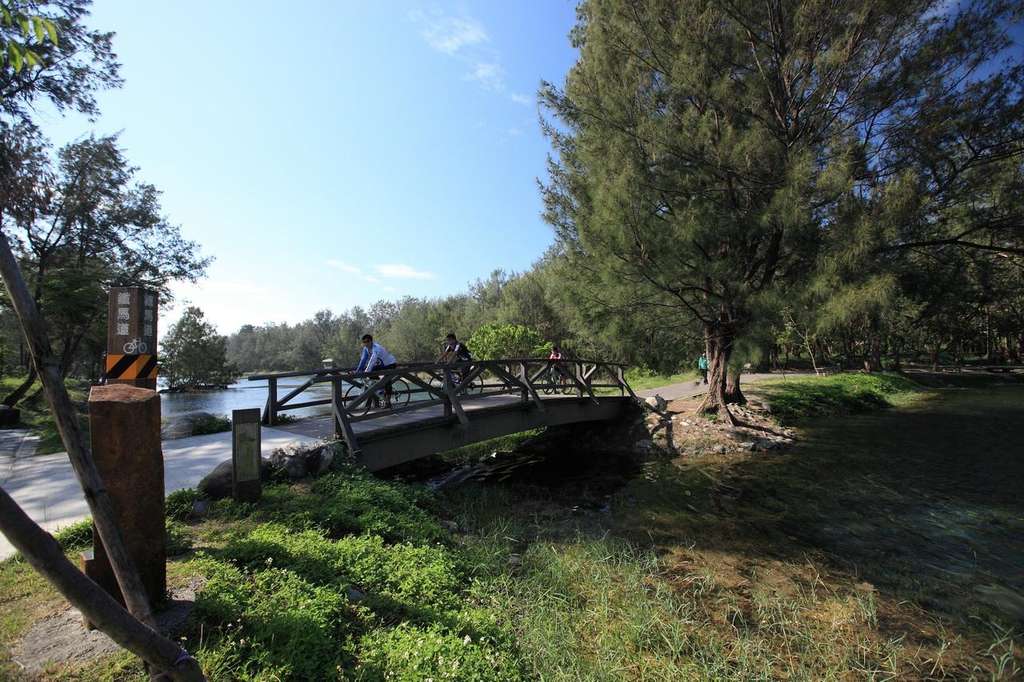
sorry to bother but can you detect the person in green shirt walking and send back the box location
[698,352,709,384]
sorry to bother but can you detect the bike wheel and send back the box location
[344,382,373,416]
[468,370,486,394]
[391,378,412,407]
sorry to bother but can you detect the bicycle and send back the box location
[343,371,412,416]
[428,364,485,396]
[541,363,575,395]
[123,337,149,354]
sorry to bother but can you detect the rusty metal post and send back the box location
[105,287,158,390]
[231,409,261,502]
[81,385,166,610]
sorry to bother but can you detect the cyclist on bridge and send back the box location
[439,333,473,364]
[439,333,473,385]
[355,334,398,408]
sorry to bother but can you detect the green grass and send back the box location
[751,372,921,424]
[2,391,1022,680]
[623,368,700,392]
[438,428,544,464]
[0,375,90,455]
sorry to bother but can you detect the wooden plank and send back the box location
[348,397,446,423]
[443,368,470,426]
[266,377,278,426]
[276,375,317,407]
[277,399,331,411]
[331,379,359,455]
[492,364,545,413]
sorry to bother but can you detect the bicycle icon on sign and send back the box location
[123,338,149,354]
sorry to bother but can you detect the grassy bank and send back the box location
[751,372,921,423]
[0,375,90,455]
[623,368,699,392]
[1,376,1021,679]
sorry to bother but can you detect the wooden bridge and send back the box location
[249,359,638,471]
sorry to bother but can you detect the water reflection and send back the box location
[158,377,331,420]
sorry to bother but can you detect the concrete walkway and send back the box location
[0,426,321,560]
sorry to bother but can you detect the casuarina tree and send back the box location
[540,0,1021,421]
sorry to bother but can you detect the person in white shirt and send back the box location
[354,334,398,407]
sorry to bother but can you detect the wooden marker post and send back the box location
[106,287,158,389]
[232,409,262,502]
[82,385,166,609]
[82,287,166,614]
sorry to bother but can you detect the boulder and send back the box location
[282,455,307,480]
[0,405,19,427]
[197,457,273,499]
[197,460,234,499]
[644,395,667,412]
[303,444,335,476]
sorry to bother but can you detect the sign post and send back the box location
[232,408,262,502]
[79,287,165,621]
[105,287,158,389]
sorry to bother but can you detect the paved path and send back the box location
[0,426,320,560]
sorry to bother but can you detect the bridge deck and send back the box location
[251,359,637,470]
[275,392,527,440]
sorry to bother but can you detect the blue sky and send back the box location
[38,1,581,334]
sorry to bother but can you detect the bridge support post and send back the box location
[264,377,278,426]
[518,362,528,404]
[331,378,360,455]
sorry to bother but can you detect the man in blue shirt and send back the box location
[354,334,398,407]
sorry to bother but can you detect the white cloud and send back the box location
[467,62,504,91]
[325,259,362,275]
[410,10,487,56]
[507,127,523,137]
[375,263,436,280]
[510,92,532,105]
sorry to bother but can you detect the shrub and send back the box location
[311,473,447,545]
[191,558,351,680]
[468,323,551,360]
[356,623,524,681]
[165,519,192,556]
[189,413,231,436]
[220,524,464,616]
[52,518,92,551]
[166,487,199,521]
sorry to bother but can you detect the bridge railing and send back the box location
[249,358,636,453]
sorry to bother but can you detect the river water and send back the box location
[158,377,331,420]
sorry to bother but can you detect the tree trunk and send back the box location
[3,364,36,406]
[725,369,746,405]
[0,232,204,680]
[697,320,737,425]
